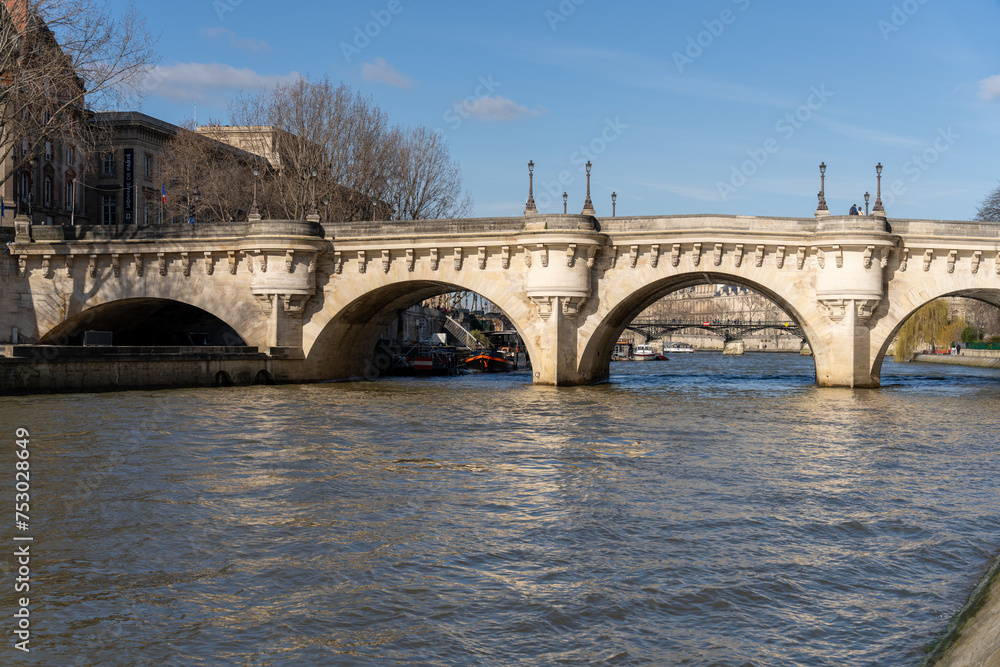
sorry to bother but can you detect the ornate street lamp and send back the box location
[582,161,594,214]
[309,166,318,218]
[817,162,828,213]
[612,191,617,217]
[525,160,537,214]
[864,191,870,216]
[873,163,885,216]
[250,165,260,217]
[563,191,567,214]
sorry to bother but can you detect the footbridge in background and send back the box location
[4,208,1000,389]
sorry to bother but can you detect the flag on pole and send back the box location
[161,184,166,204]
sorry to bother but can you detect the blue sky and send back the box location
[120,0,1000,221]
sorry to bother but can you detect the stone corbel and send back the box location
[996,252,1000,275]
[713,243,723,267]
[431,248,440,270]
[88,255,97,278]
[407,248,416,272]
[693,243,702,267]
[946,250,957,274]
[285,250,294,273]
[133,253,144,277]
[775,246,786,269]
[880,247,891,269]
[502,246,510,269]
[650,244,659,268]
[537,244,548,268]
[454,247,464,271]
[519,245,530,268]
[796,246,806,270]
[754,245,765,268]
[587,245,598,268]
[971,250,982,275]
[282,294,308,315]
[833,245,843,269]
[158,253,167,277]
[565,244,576,268]
[333,251,343,275]
[41,255,51,279]
[181,252,191,277]
[532,295,554,319]
[258,252,267,274]
[357,250,366,274]
[64,254,74,278]
[819,298,846,321]
[382,249,391,274]
[899,248,909,272]
[734,244,744,268]
[18,255,26,277]
[255,293,274,313]
[204,252,214,275]
[863,246,874,270]
[670,244,680,267]
[629,245,639,268]
[856,299,880,325]
[228,251,238,275]
[922,249,933,272]
[609,245,618,269]
[112,254,121,277]
[308,259,316,274]
[562,296,586,318]
[479,246,488,270]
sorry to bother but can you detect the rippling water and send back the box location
[3,354,1000,665]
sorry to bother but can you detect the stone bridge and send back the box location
[3,208,1000,388]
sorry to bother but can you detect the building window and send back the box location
[102,195,116,225]
[44,141,52,161]
[102,153,115,175]
[21,137,28,155]
[43,176,52,207]
[66,180,74,211]
[145,154,152,178]
[67,145,75,166]
[20,173,29,202]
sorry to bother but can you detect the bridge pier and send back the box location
[813,300,880,387]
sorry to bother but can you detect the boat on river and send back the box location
[634,344,657,361]
[665,343,695,353]
[465,348,517,372]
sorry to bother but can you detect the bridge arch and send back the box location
[301,274,541,381]
[870,283,1000,380]
[40,297,251,347]
[577,270,826,384]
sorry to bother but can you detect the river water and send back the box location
[3,354,1000,666]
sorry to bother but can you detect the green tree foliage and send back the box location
[961,326,982,344]
[893,300,964,361]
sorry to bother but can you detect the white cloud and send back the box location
[978,74,1000,101]
[199,27,272,55]
[147,62,302,103]
[361,57,414,90]
[460,95,545,122]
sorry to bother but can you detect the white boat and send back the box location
[665,343,695,353]
[634,344,657,361]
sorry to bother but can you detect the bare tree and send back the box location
[227,76,471,222]
[975,181,1000,221]
[157,122,256,223]
[0,0,157,188]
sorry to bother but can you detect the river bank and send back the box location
[924,553,1000,666]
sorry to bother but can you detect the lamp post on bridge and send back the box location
[612,191,617,217]
[524,160,537,215]
[582,161,595,215]
[250,165,260,220]
[872,163,885,217]
[816,162,829,216]
[864,191,870,216]
[562,191,567,214]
